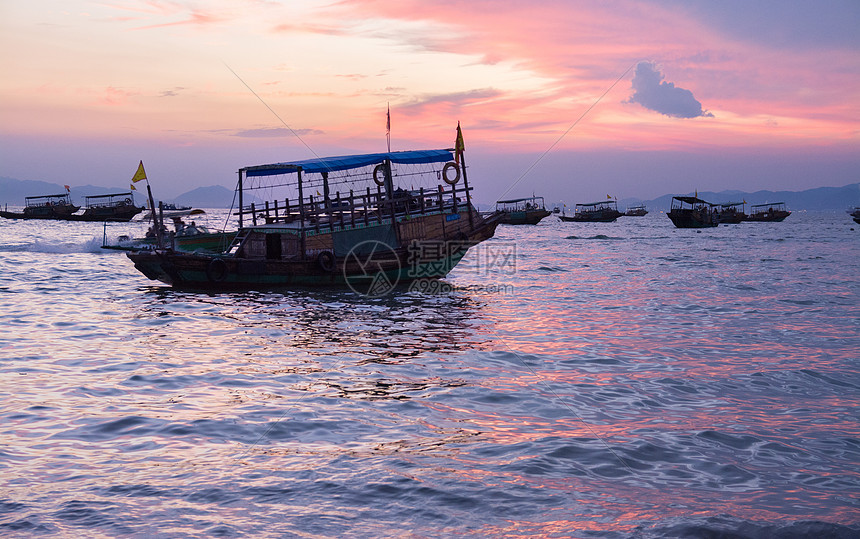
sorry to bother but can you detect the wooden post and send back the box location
[310,195,319,233]
[237,170,244,229]
[297,168,306,259]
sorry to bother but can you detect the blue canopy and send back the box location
[242,149,454,177]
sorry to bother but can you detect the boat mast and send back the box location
[455,123,473,227]
[145,183,163,248]
[237,170,244,229]
[297,168,307,259]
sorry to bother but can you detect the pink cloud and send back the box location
[98,86,138,106]
[101,1,226,30]
[326,0,858,152]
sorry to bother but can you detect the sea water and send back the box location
[0,211,858,537]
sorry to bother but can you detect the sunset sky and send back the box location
[1,0,858,204]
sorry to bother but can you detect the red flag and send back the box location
[386,103,391,152]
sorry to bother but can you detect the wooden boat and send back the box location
[2,191,144,222]
[495,196,551,225]
[141,205,203,221]
[104,216,236,254]
[0,193,80,220]
[667,196,718,228]
[559,200,623,222]
[126,140,501,291]
[714,202,747,224]
[70,193,143,221]
[744,202,791,222]
[624,203,648,216]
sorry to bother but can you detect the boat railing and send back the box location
[235,182,473,232]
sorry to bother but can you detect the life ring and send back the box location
[124,198,132,205]
[373,164,386,187]
[206,257,228,282]
[442,162,460,185]
[317,250,336,273]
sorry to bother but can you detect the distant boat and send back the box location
[714,202,747,224]
[0,193,80,220]
[667,196,718,228]
[495,196,551,225]
[0,191,142,222]
[66,193,144,222]
[126,132,502,289]
[848,207,860,224]
[744,202,791,222]
[559,200,623,222]
[624,203,648,217]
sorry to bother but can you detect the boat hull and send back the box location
[667,209,718,228]
[559,211,622,223]
[715,212,746,224]
[0,208,80,220]
[498,210,551,225]
[0,206,143,222]
[128,209,500,290]
[744,211,790,222]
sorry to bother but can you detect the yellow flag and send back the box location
[131,160,147,183]
[130,183,136,191]
[607,194,612,199]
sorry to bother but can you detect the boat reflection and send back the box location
[136,285,491,364]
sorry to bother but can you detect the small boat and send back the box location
[104,216,236,254]
[69,192,143,222]
[0,193,80,220]
[847,207,860,224]
[559,200,623,222]
[744,202,791,222]
[714,202,747,224]
[666,196,718,228]
[495,196,551,225]
[126,132,501,291]
[624,203,648,217]
[142,207,206,221]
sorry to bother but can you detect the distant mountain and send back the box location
[619,183,860,212]
[171,185,236,208]
[0,176,239,209]
[3,175,858,211]
[0,176,149,207]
